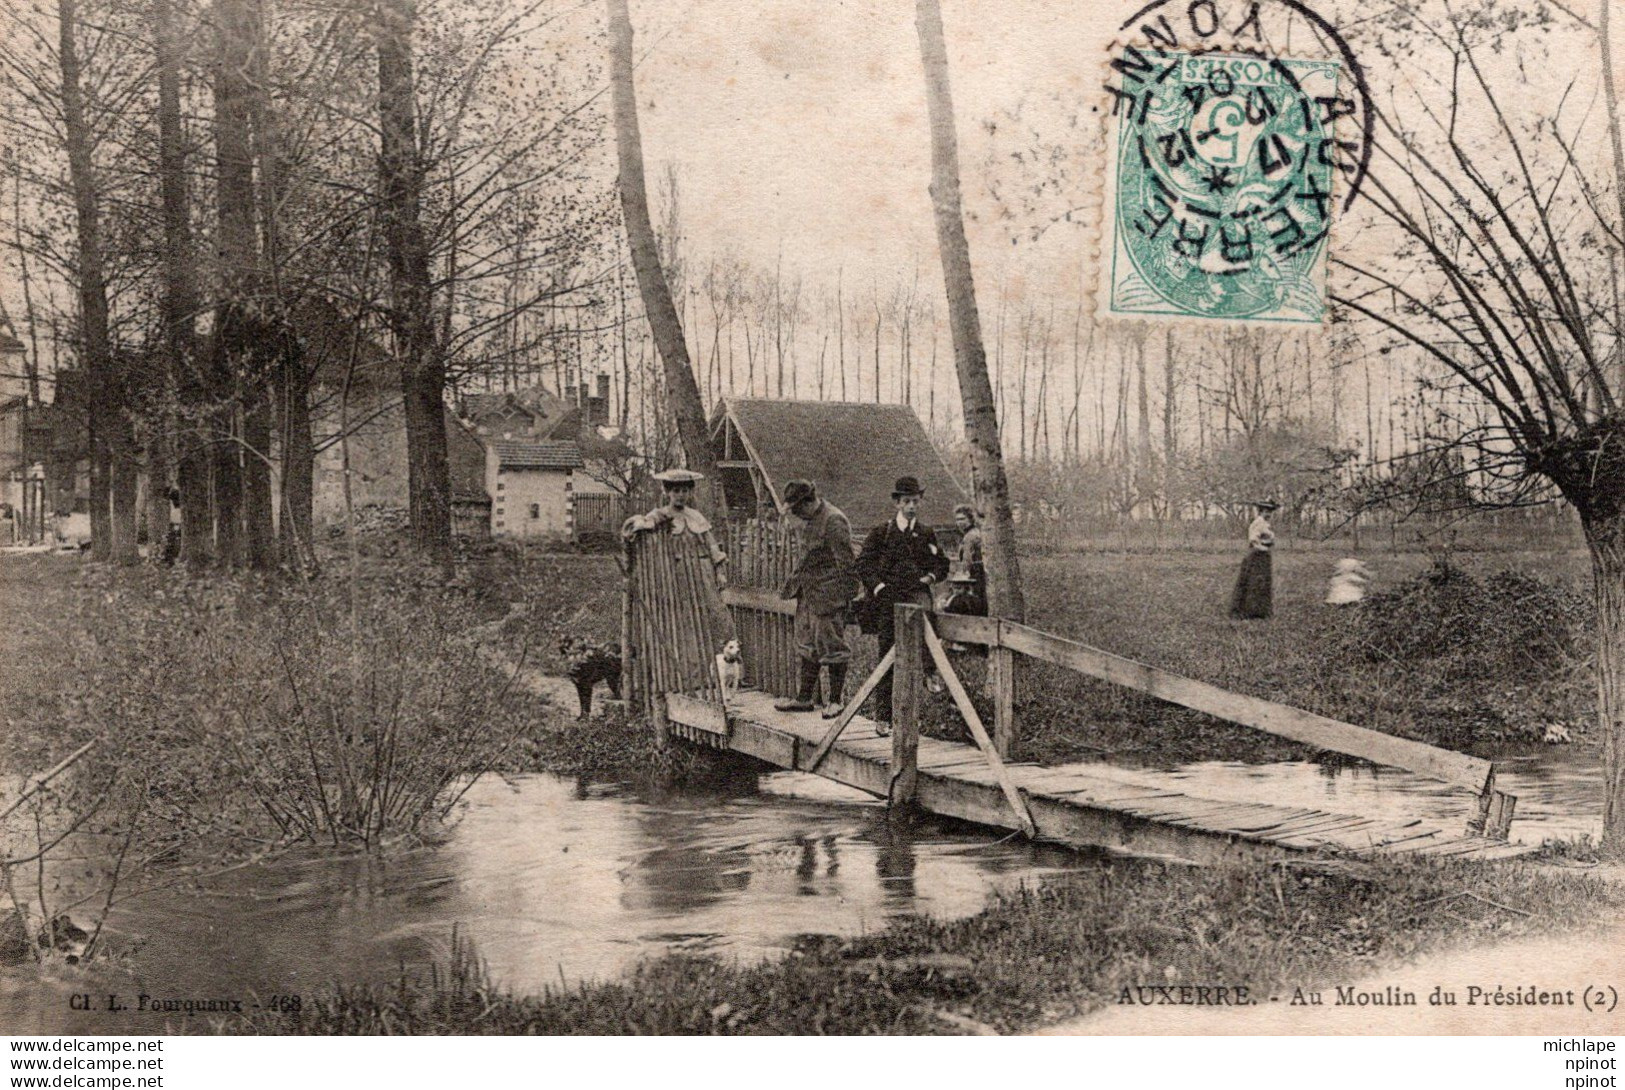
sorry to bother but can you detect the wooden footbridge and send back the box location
[623,524,1534,866]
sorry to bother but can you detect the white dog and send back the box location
[716,639,744,705]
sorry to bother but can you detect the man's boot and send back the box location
[775,658,819,712]
[821,663,848,718]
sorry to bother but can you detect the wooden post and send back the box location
[620,546,637,705]
[890,604,924,811]
[1469,769,1517,840]
[651,691,671,751]
[988,619,1016,758]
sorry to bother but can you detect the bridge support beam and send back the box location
[889,604,924,812]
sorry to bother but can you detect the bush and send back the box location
[1345,561,1591,679]
[1336,561,1593,747]
[38,565,545,853]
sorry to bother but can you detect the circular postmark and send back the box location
[1100,0,1373,325]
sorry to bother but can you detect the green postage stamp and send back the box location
[1101,48,1344,326]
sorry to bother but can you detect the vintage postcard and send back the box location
[0,0,1622,1055]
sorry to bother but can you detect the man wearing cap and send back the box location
[773,480,859,716]
[857,475,950,727]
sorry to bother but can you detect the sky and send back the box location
[631,0,1103,282]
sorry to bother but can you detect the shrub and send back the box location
[1345,561,1591,680]
[47,566,544,853]
[1336,561,1593,747]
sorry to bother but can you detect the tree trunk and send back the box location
[1587,515,1625,852]
[605,0,716,486]
[57,0,120,563]
[212,0,259,567]
[242,0,279,569]
[915,0,1024,621]
[157,0,210,565]
[109,441,138,562]
[145,433,170,565]
[276,337,316,571]
[12,171,42,407]
[88,435,110,559]
[243,391,275,567]
[378,0,451,565]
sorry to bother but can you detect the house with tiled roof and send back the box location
[485,438,584,539]
[709,398,967,530]
[457,377,634,540]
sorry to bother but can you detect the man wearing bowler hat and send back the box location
[774,480,859,716]
[857,475,949,730]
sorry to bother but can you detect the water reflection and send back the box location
[1,769,1088,1033]
[1050,747,1602,846]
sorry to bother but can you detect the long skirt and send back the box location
[1230,549,1273,619]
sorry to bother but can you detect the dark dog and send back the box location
[560,636,623,718]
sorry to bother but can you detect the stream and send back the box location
[0,747,1602,1034]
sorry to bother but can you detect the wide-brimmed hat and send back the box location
[653,468,705,486]
[947,569,976,584]
[1252,499,1280,511]
[891,475,925,499]
[782,480,817,507]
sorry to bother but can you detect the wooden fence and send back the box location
[574,493,626,537]
[625,527,733,743]
[881,608,1518,840]
[720,520,806,698]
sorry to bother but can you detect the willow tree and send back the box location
[1335,10,1625,849]
[605,0,714,482]
[914,0,1024,620]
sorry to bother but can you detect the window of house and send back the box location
[528,503,540,520]
[496,480,504,491]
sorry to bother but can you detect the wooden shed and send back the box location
[709,398,967,529]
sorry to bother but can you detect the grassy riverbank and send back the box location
[238,853,1621,1035]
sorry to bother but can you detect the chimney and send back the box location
[596,373,609,401]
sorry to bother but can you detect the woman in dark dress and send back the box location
[948,504,987,617]
[1230,501,1277,620]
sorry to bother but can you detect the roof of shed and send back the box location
[491,439,584,470]
[712,398,967,529]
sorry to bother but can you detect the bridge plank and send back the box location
[669,680,1529,865]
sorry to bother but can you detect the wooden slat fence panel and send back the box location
[574,493,626,536]
[720,519,803,697]
[627,528,731,712]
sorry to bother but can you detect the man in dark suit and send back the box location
[857,476,949,729]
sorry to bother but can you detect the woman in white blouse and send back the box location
[1229,500,1277,620]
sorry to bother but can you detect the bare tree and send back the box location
[375,0,451,565]
[915,0,1023,620]
[57,0,132,563]
[1335,9,1625,848]
[606,0,714,483]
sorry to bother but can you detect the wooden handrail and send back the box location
[931,612,1495,797]
[720,585,795,616]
